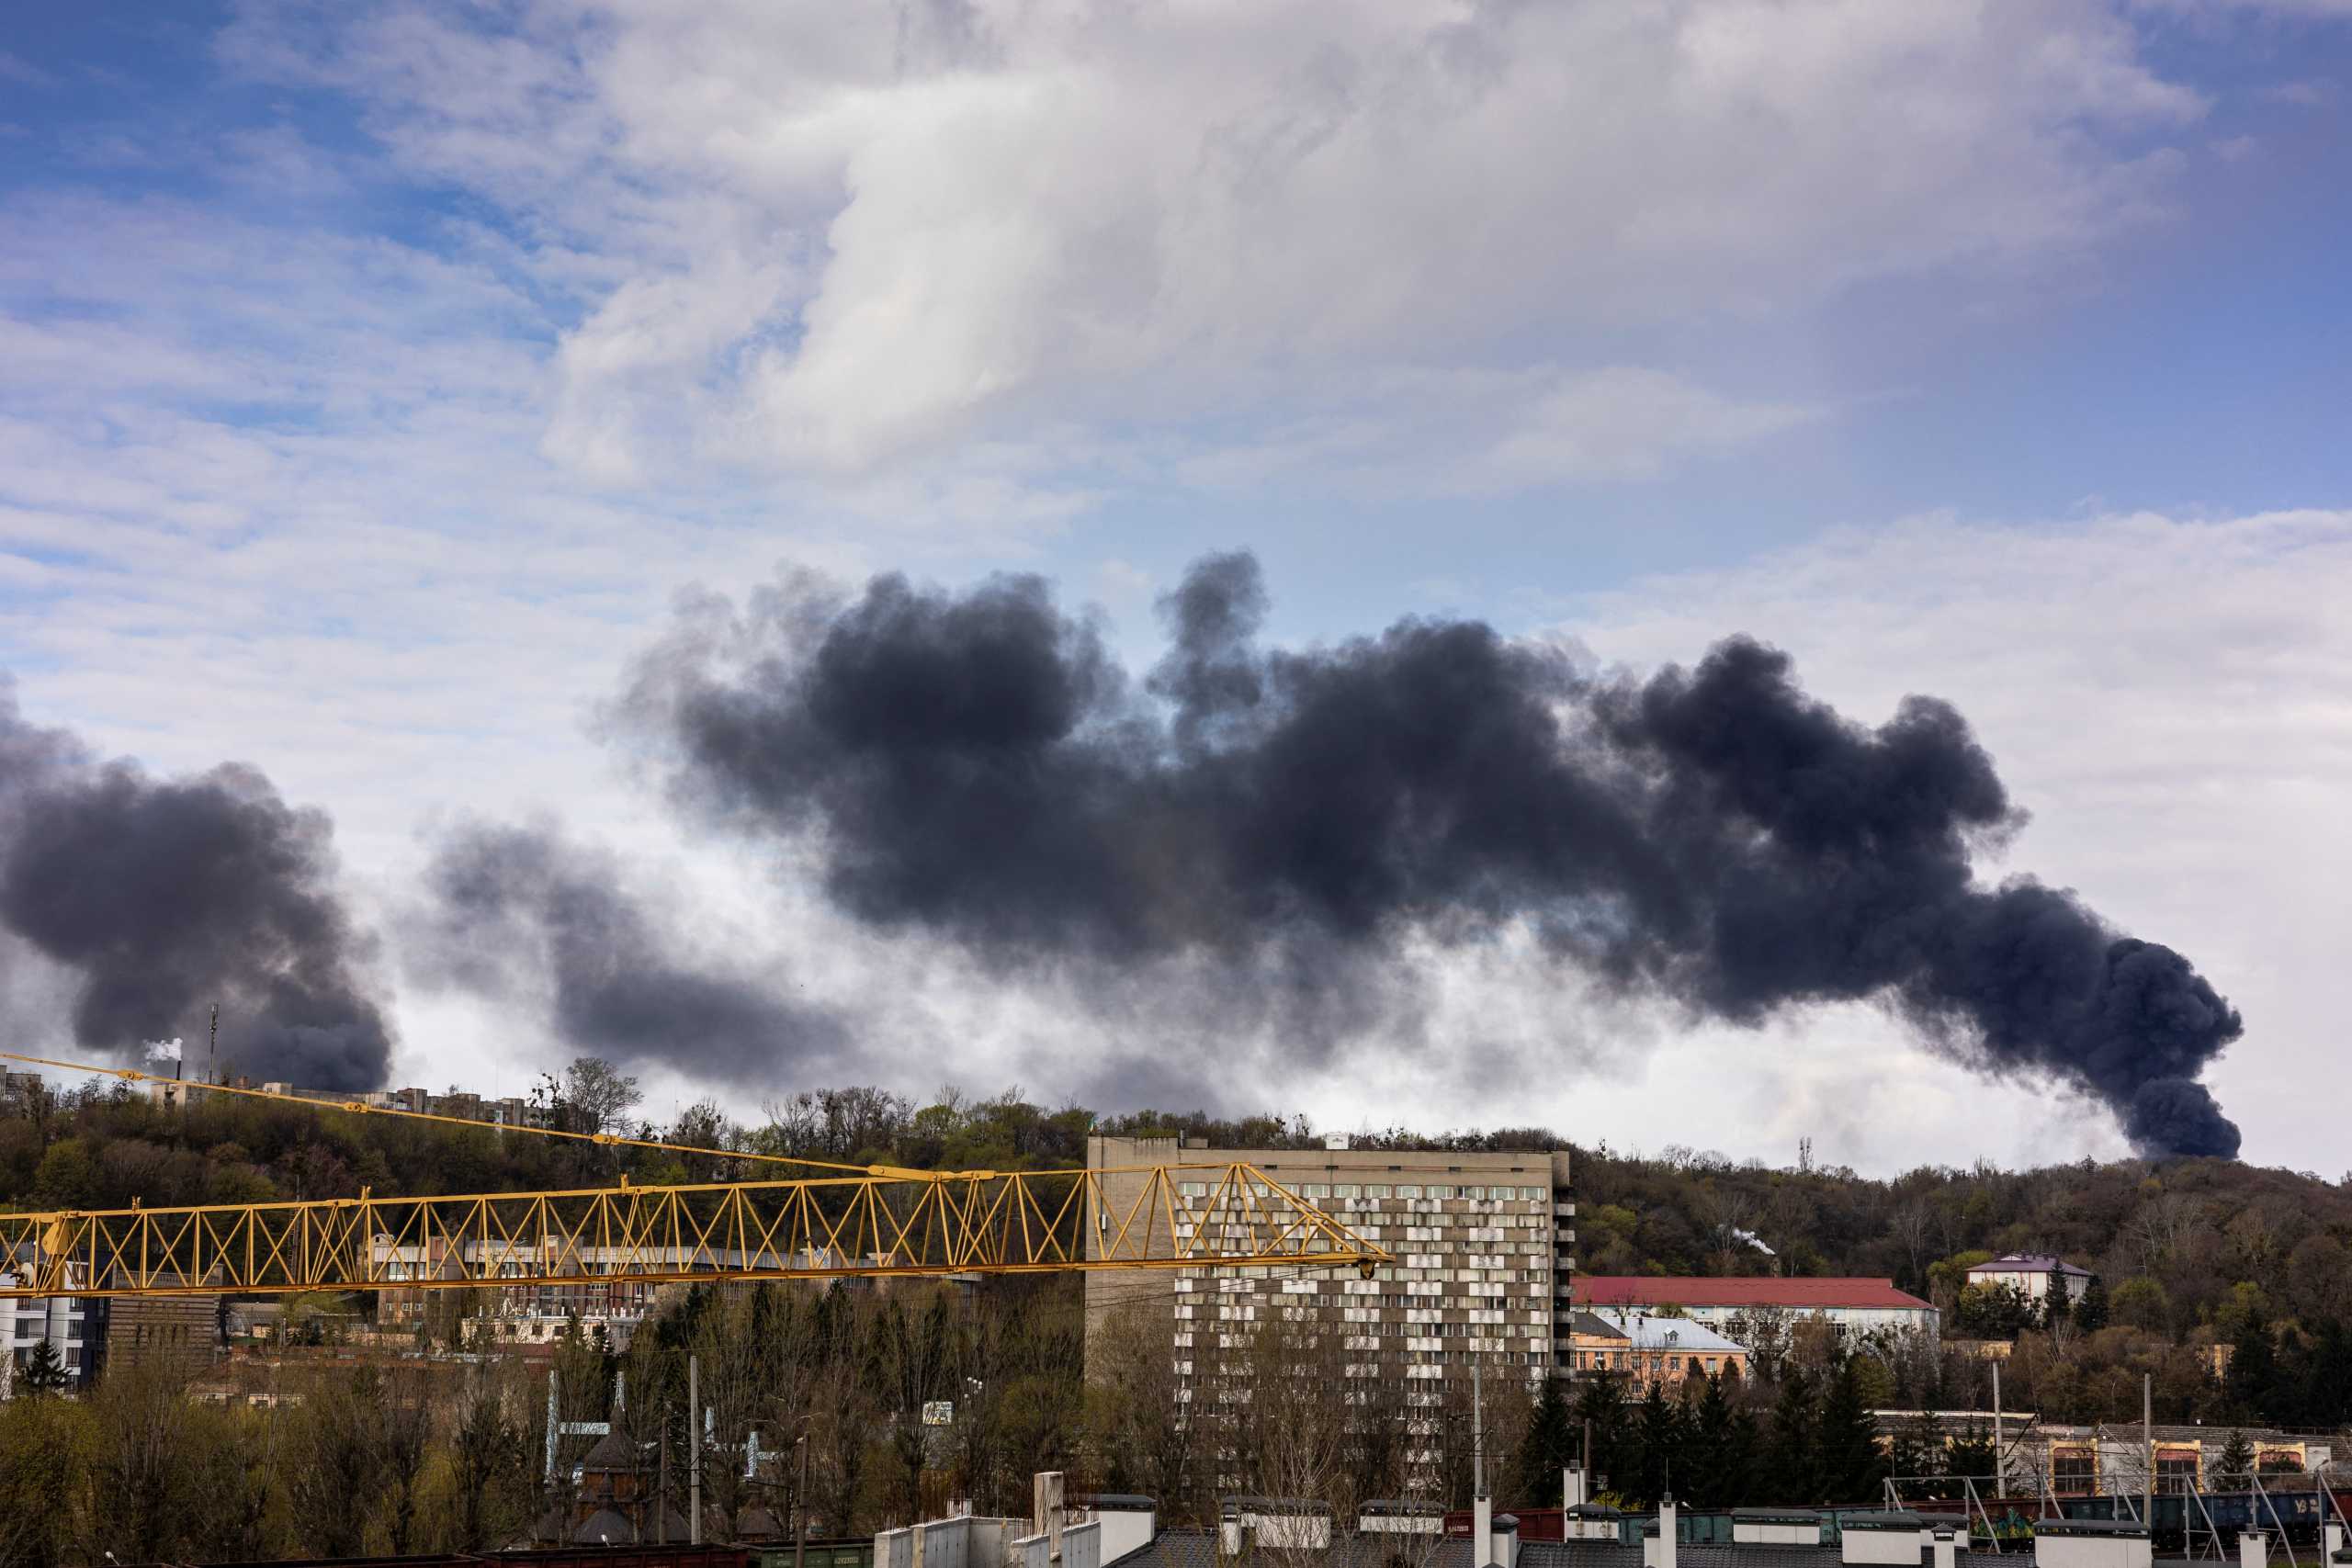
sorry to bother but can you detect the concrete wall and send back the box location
[1090,1507,1154,1562]
[921,1517,969,1568]
[1063,1518,1102,1568]
[1843,1529,1924,1564]
[2035,1535,2151,1568]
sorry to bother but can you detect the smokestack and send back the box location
[617,552,2245,1157]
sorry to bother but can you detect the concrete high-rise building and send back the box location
[1084,1135,1575,1396]
[2,1268,95,1393]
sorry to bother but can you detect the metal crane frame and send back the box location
[0,1160,1390,1298]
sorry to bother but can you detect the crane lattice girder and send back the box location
[0,1163,1389,1297]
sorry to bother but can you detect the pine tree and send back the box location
[1946,1419,1996,1498]
[1764,1368,1815,1503]
[2217,1428,2255,1486]
[1887,1411,1940,1500]
[19,1337,68,1394]
[1517,1374,1577,1506]
[1815,1357,1887,1506]
[2044,1282,2072,1333]
[1724,1400,1763,1507]
[1572,1371,1628,1496]
[2227,1312,2280,1424]
[1689,1371,1737,1506]
[1629,1380,1684,1505]
[2073,1276,2109,1333]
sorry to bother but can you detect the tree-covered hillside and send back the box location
[8,1068,2352,1432]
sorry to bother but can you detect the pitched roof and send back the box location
[1569,1277,1933,1311]
[1572,1310,1749,1353]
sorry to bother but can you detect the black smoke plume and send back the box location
[411,819,843,1076]
[619,553,2245,1158]
[0,678,392,1088]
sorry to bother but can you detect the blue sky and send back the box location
[2,2,2349,1173]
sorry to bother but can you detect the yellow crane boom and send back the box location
[0,1049,1389,1296]
[0,1162,1388,1298]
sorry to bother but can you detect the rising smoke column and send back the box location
[410,818,844,1077]
[619,552,2245,1158]
[0,678,392,1088]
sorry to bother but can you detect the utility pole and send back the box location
[690,1354,701,1546]
[796,1434,810,1568]
[1473,1358,1486,1497]
[207,1004,219,1087]
[2144,1373,2154,1538]
[1993,1362,2005,1496]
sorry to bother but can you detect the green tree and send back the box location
[1625,1380,1684,1504]
[2216,1428,2254,1485]
[2226,1311,2279,1423]
[30,1137,96,1206]
[1687,1371,1755,1506]
[1946,1419,1996,1494]
[1815,1356,1886,1506]
[1571,1371,1628,1495]
[1887,1410,1946,1499]
[0,1390,94,1568]
[19,1337,70,1394]
[2074,1276,2109,1333]
[2109,1277,2170,1333]
[1516,1372,1577,1506]
[560,1057,641,1134]
[1763,1368,1815,1503]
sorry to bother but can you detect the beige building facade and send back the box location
[1084,1135,1575,1396]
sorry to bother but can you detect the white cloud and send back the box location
[1474,368,1821,489]
[215,0,2207,483]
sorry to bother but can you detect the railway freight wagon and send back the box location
[1914,1489,2352,1554]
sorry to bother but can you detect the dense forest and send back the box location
[6,1066,2352,1564]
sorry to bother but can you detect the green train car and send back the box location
[755,1540,874,1568]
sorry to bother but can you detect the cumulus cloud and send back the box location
[219,0,2206,479]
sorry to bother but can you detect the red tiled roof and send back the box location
[1569,1276,1934,1311]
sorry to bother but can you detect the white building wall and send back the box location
[1674,1303,1938,1340]
[2,1274,90,1389]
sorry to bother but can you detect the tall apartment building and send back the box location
[2,1272,96,1393]
[1084,1135,1575,1394]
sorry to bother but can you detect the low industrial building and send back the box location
[1569,1277,1939,1346]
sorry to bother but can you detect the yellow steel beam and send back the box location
[0,1163,1389,1298]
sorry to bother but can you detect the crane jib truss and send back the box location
[0,1163,1392,1298]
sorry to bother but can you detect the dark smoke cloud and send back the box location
[411,819,844,1077]
[0,678,392,1089]
[618,553,2245,1159]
